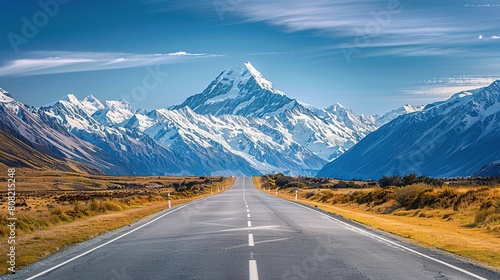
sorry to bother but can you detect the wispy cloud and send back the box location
[478,35,500,39]
[404,76,500,96]
[0,51,221,77]
[464,4,500,7]
[189,0,500,59]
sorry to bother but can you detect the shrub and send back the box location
[102,200,123,211]
[379,176,403,187]
[89,199,101,212]
[475,208,497,225]
[319,190,335,202]
[284,182,306,189]
[334,181,347,188]
[276,177,292,187]
[50,207,70,223]
[305,191,315,199]
[395,185,432,209]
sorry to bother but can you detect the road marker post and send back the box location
[295,189,298,201]
[167,192,171,209]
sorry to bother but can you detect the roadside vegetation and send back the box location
[0,169,234,274]
[256,174,500,268]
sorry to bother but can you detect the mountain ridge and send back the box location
[317,80,500,179]
[0,63,424,176]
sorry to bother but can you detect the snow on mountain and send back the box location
[172,62,293,118]
[0,62,426,177]
[40,94,260,176]
[81,94,106,115]
[38,97,195,176]
[129,107,325,176]
[0,88,14,103]
[375,104,425,126]
[170,62,399,163]
[0,91,121,174]
[317,80,500,179]
[92,99,135,126]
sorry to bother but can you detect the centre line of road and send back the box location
[248,234,255,247]
[24,196,214,280]
[249,260,259,280]
[247,214,251,218]
[248,221,252,227]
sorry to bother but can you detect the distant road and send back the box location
[12,178,498,280]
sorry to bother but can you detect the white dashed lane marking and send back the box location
[249,260,259,280]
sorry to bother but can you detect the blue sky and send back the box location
[1,0,499,115]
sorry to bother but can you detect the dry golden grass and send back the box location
[0,173,235,274]
[253,177,500,269]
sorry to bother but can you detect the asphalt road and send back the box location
[9,178,499,280]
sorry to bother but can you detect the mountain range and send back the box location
[0,62,410,176]
[4,62,496,178]
[317,81,500,179]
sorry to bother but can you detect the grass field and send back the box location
[253,177,500,269]
[0,169,234,274]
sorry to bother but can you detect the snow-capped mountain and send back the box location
[92,99,135,126]
[38,95,257,176]
[172,62,390,163]
[375,104,425,126]
[127,107,326,176]
[172,62,294,118]
[317,80,500,179]
[0,62,422,176]
[0,88,116,174]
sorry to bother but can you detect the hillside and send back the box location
[318,81,500,179]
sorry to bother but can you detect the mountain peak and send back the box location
[484,79,500,92]
[61,94,81,105]
[83,94,99,102]
[0,87,11,97]
[375,104,424,126]
[80,94,105,116]
[402,104,424,113]
[325,103,347,112]
[212,62,284,96]
[0,87,14,103]
[242,61,284,95]
[172,62,294,117]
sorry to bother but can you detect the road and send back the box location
[10,178,498,280]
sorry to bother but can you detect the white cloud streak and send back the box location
[200,0,500,58]
[404,76,500,96]
[0,51,221,77]
[464,4,500,7]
